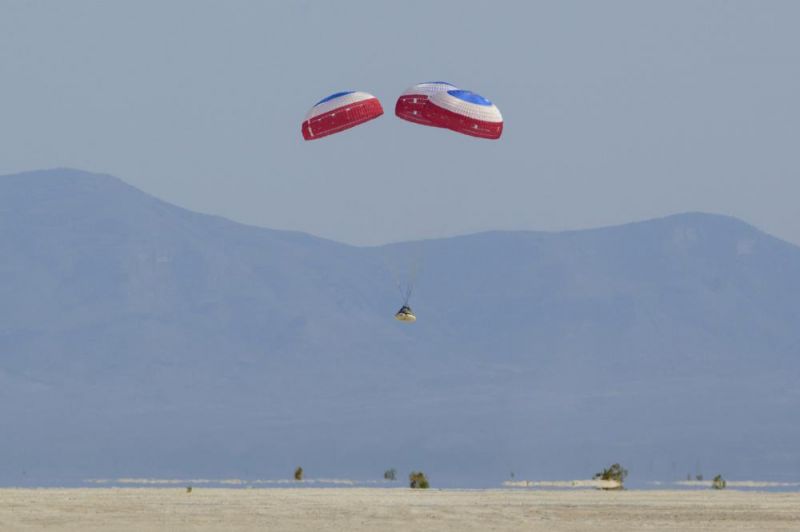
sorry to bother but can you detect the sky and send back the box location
[1,0,798,246]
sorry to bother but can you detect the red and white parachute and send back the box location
[422,89,503,139]
[395,83,503,139]
[395,82,458,127]
[301,91,383,141]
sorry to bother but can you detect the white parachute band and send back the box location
[305,91,377,120]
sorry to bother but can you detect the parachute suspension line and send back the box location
[405,240,425,305]
[403,284,413,306]
[394,277,413,306]
[395,279,408,302]
[396,242,422,306]
[385,242,420,307]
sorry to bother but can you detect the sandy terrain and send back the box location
[1,488,799,531]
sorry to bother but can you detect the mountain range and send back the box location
[1,168,798,486]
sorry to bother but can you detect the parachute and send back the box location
[422,89,503,139]
[395,82,457,127]
[301,91,383,141]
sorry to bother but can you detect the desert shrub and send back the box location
[409,471,429,489]
[712,474,726,489]
[384,468,397,481]
[593,463,628,489]
[294,466,304,481]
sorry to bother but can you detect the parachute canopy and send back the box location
[422,89,503,139]
[302,91,383,141]
[395,81,457,127]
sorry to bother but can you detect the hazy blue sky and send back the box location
[1,1,798,245]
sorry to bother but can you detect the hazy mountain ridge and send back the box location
[1,169,798,485]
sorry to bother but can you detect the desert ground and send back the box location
[1,488,799,531]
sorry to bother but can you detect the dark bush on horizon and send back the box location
[593,463,628,489]
[409,471,429,489]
